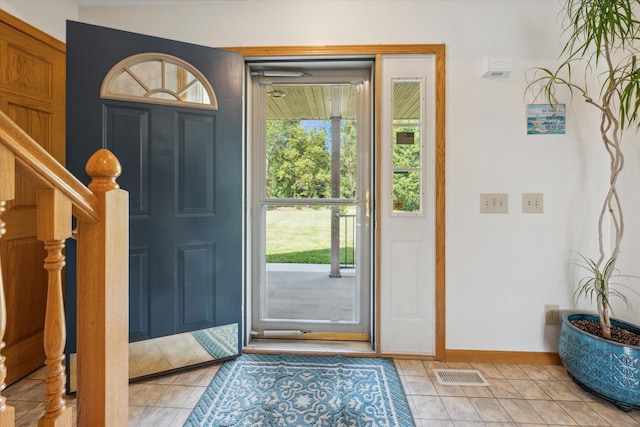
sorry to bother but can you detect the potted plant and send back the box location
[527,0,640,411]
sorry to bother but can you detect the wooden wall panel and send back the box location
[0,10,65,385]
[2,43,53,99]
[5,103,53,208]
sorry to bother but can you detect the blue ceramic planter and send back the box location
[558,312,640,411]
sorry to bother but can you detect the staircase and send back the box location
[0,111,129,427]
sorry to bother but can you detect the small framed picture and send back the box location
[527,104,566,135]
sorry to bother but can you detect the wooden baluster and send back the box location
[0,145,16,426]
[37,189,72,427]
[77,149,128,427]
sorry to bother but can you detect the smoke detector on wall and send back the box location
[481,56,512,78]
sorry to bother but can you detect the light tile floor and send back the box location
[6,358,640,426]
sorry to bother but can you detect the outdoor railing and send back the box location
[339,213,356,268]
[0,111,129,426]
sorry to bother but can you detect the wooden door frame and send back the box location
[227,45,446,360]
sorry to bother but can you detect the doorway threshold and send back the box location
[244,339,375,356]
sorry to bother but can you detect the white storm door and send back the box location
[249,64,373,337]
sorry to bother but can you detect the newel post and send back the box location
[0,145,15,427]
[76,149,128,427]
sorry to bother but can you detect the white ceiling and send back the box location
[74,0,249,5]
[74,0,441,4]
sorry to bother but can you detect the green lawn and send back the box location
[265,206,355,264]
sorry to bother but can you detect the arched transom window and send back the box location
[101,53,218,109]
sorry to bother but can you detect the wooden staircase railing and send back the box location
[0,111,129,427]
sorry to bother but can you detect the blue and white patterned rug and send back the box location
[192,324,238,359]
[184,353,415,427]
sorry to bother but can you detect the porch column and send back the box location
[330,85,342,278]
[330,114,342,278]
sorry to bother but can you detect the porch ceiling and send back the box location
[267,85,358,120]
[267,83,420,121]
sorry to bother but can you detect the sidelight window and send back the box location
[391,79,424,215]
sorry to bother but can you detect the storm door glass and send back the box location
[251,65,372,338]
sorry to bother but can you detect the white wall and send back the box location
[5,0,639,353]
[616,128,640,319]
[0,0,76,42]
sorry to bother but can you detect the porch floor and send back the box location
[265,263,356,322]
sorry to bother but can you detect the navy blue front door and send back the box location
[66,22,243,355]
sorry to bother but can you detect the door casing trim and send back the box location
[229,45,446,360]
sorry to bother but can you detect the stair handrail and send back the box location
[0,111,99,223]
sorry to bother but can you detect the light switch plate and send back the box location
[480,193,508,213]
[522,193,543,213]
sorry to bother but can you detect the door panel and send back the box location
[178,243,215,329]
[177,113,215,215]
[129,248,149,341]
[0,11,65,385]
[105,106,151,218]
[66,21,243,380]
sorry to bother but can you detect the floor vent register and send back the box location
[433,369,490,386]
